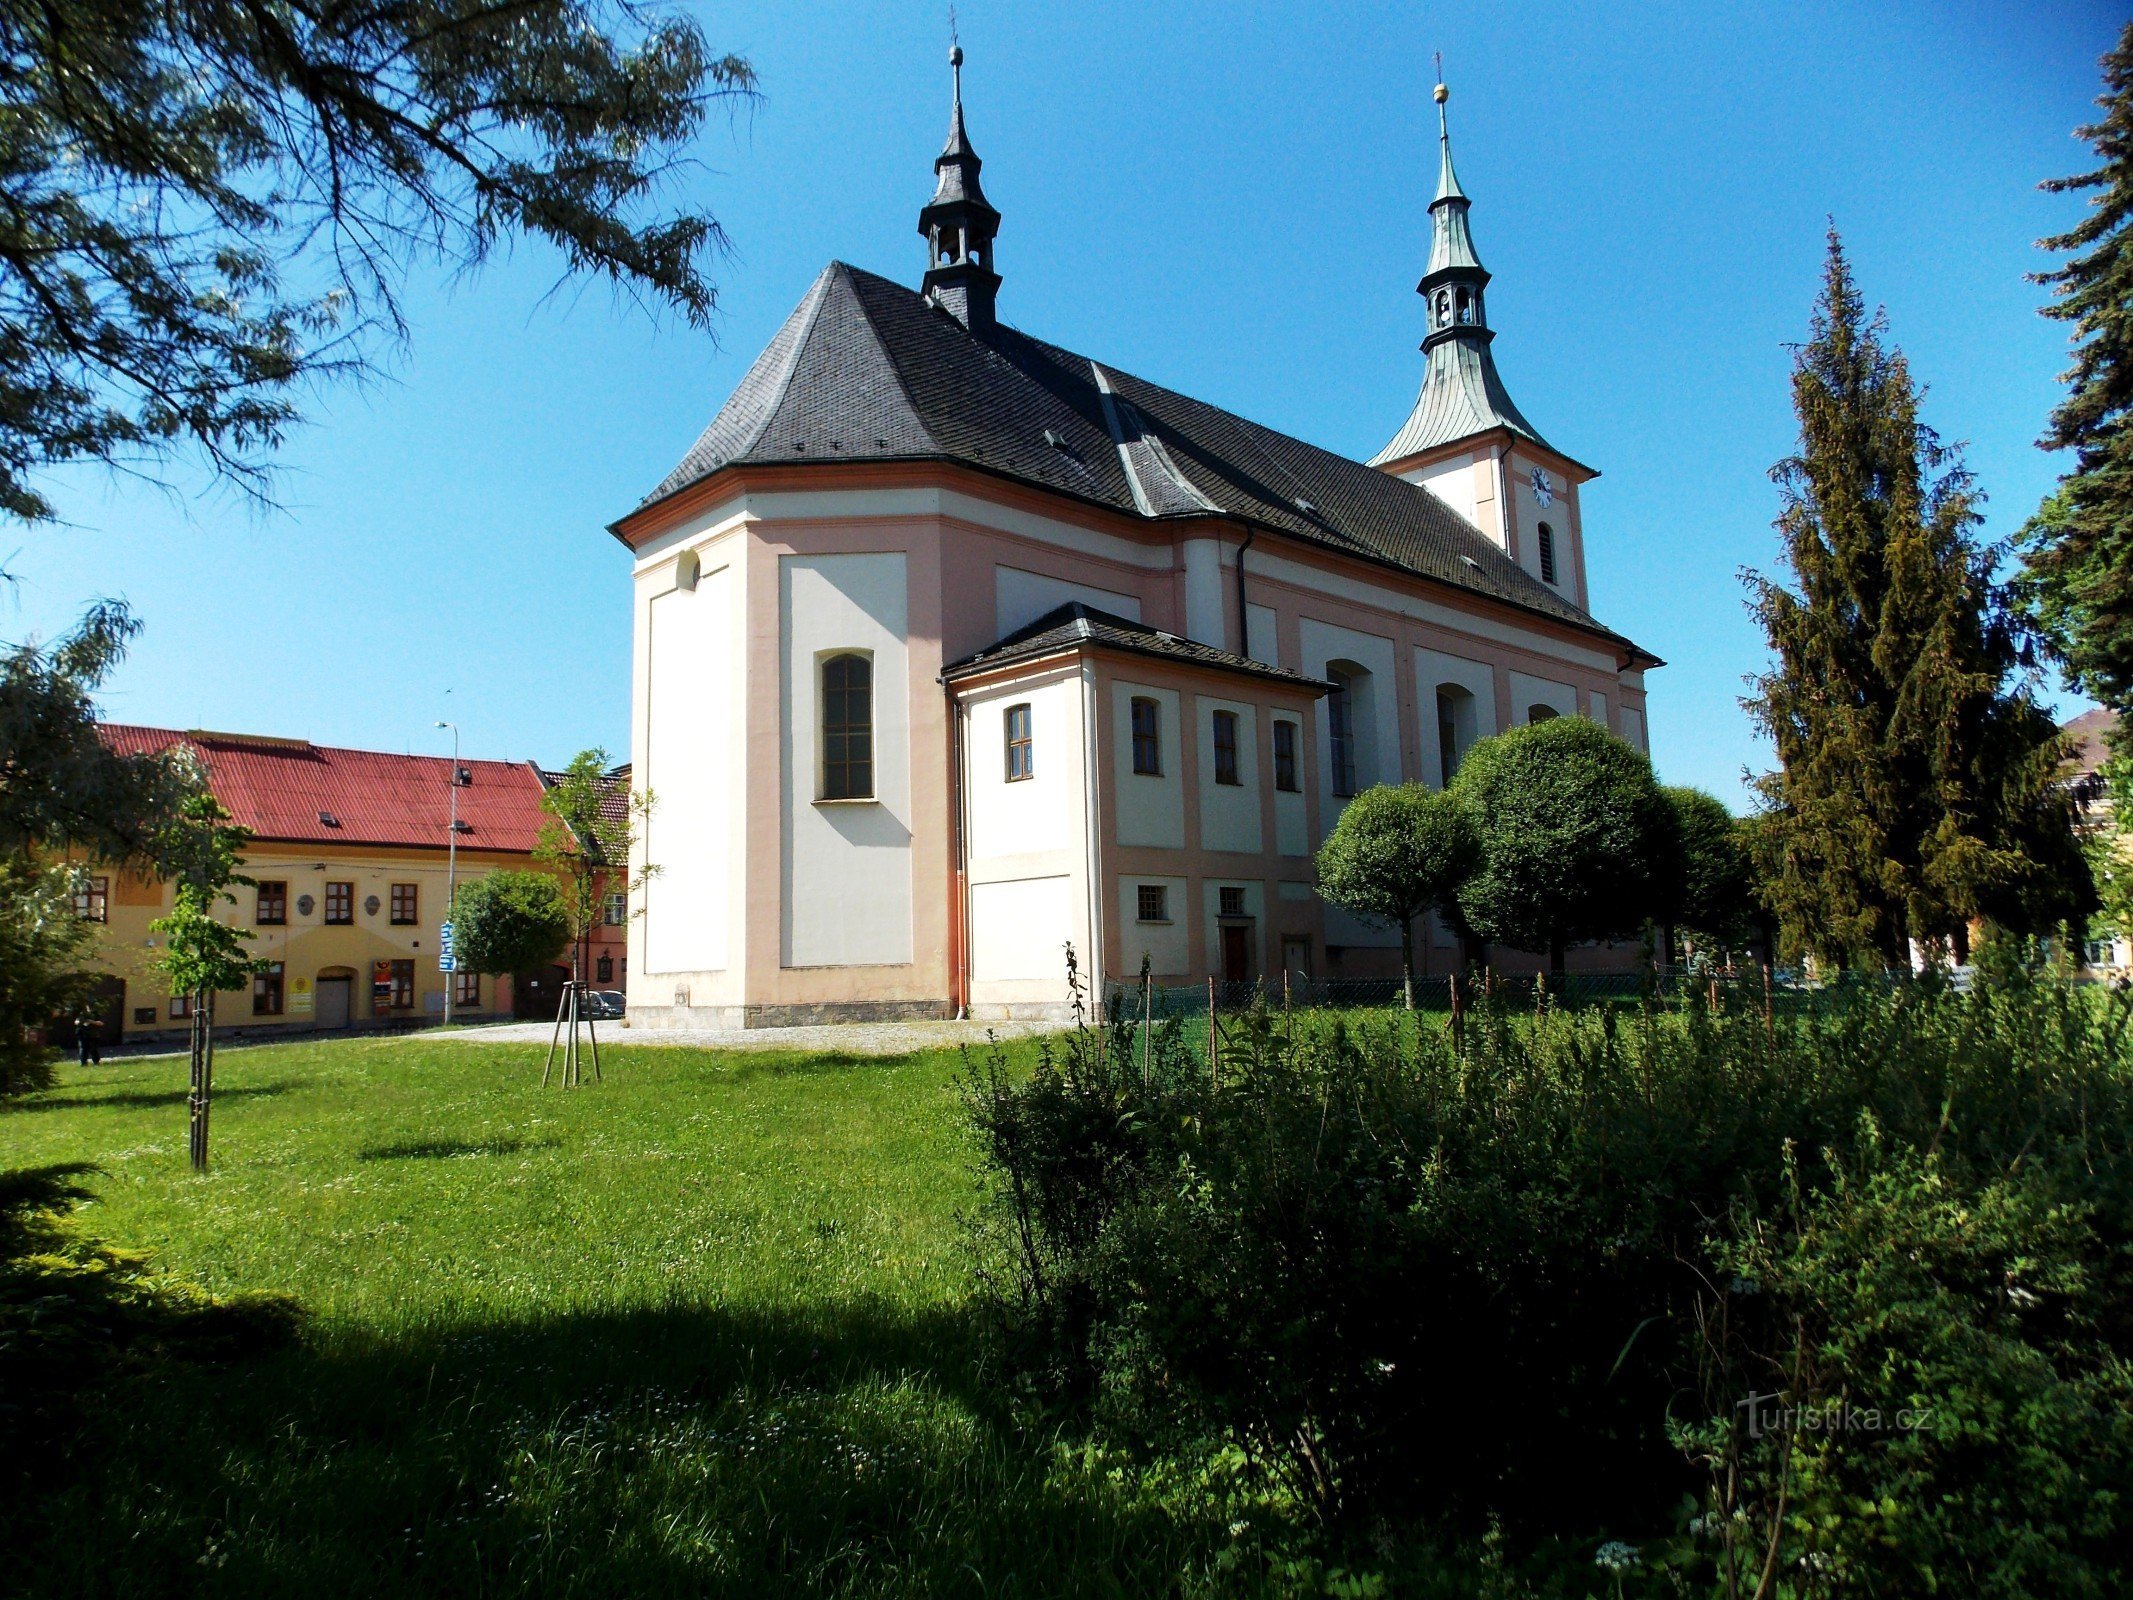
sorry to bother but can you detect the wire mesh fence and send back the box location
[1098,965,1894,1065]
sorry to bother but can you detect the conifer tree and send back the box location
[2024,22,2133,791]
[1745,233,2089,967]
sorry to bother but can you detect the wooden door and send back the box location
[1221,924,1252,985]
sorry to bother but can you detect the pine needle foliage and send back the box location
[1744,233,2089,967]
[0,0,756,521]
[2025,22,2133,745]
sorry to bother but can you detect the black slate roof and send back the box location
[632,261,1646,659]
[942,603,1333,693]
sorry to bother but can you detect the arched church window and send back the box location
[1527,703,1559,726]
[1435,684,1477,787]
[821,653,874,800]
[1327,664,1370,798]
[1537,522,1558,586]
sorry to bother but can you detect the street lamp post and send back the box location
[436,721,459,1025]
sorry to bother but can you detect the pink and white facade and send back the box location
[611,68,1660,1025]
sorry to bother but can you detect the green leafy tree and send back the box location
[151,793,261,1172]
[536,750,652,986]
[1744,232,2090,968]
[0,0,755,522]
[448,870,570,982]
[1315,784,1478,1008]
[2023,25,2133,773]
[0,601,196,1097]
[1663,785,1757,959]
[1451,717,1680,975]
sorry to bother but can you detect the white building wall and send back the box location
[1117,875,1191,979]
[1110,682,1185,850]
[1182,537,1227,648]
[642,554,733,978]
[1195,694,1263,855]
[996,565,1140,637]
[1510,670,1580,725]
[967,680,1074,862]
[781,553,913,968]
[1587,688,1612,729]
[1621,705,1648,752]
[970,877,1075,981]
[1407,451,1481,533]
[1299,618,1401,838]
[1415,647,1499,789]
[1244,601,1280,667]
[1272,711,1309,857]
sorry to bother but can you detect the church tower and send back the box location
[918,45,1001,330]
[1373,78,1595,606]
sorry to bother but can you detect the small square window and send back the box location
[1136,884,1169,924]
[169,993,194,1020]
[1212,710,1241,786]
[1219,886,1247,917]
[389,883,418,925]
[1004,703,1034,782]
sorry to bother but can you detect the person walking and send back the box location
[75,1012,103,1066]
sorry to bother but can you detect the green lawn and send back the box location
[2,1032,1208,1598]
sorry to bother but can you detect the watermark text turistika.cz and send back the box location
[1737,1392,1935,1439]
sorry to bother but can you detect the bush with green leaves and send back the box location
[964,963,2133,1591]
[1451,717,1681,972]
[448,871,570,981]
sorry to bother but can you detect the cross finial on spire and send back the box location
[949,7,963,103]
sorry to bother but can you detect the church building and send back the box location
[610,58,1660,1026]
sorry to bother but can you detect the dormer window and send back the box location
[318,810,340,828]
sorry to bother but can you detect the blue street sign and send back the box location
[439,919,456,973]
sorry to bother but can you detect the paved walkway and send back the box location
[436,1016,1064,1056]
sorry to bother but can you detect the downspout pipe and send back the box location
[1234,525,1257,661]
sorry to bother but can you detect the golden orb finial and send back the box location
[1433,81,1448,105]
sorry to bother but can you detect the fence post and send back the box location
[1141,970,1152,1089]
[1762,961,1775,1044]
[1207,975,1218,1090]
[1450,970,1465,1052]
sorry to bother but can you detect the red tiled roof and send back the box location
[99,725,550,853]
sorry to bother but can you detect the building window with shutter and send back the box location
[325,880,353,924]
[1537,521,1558,586]
[1004,703,1034,781]
[1273,720,1299,792]
[1212,710,1241,785]
[821,652,874,800]
[255,880,287,926]
[1130,696,1162,775]
[1136,884,1169,923]
[390,882,418,925]
[252,962,285,1016]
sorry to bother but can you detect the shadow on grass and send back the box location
[4,1294,1197,1599]
[717,1050,929,1084]
[3,1082,296,1116]
[355,1135,564,1162]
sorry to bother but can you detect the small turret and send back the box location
[918,44,1002,330]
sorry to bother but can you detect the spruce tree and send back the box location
[1745,233,2089,968]
[2024,22,2133,738]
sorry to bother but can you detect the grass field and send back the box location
[2,1031,1224,1598]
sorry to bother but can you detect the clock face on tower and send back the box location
[1529,466,1554,507]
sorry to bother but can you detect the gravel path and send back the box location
[435,1016,1064,1056]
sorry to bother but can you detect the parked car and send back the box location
[584,989,627,1020]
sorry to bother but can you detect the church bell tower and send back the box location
[919,45,1001,331]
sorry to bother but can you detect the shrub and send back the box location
[964,968,2133,1590]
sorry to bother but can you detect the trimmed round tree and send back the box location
[1315,783,1479,1008]
[1451,718,1680,975]
[1663,784,1757,959]
[449,871,570,994]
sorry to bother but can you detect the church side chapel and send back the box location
[609,54,1660,1026]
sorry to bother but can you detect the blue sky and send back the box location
[5,0,2119,804]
